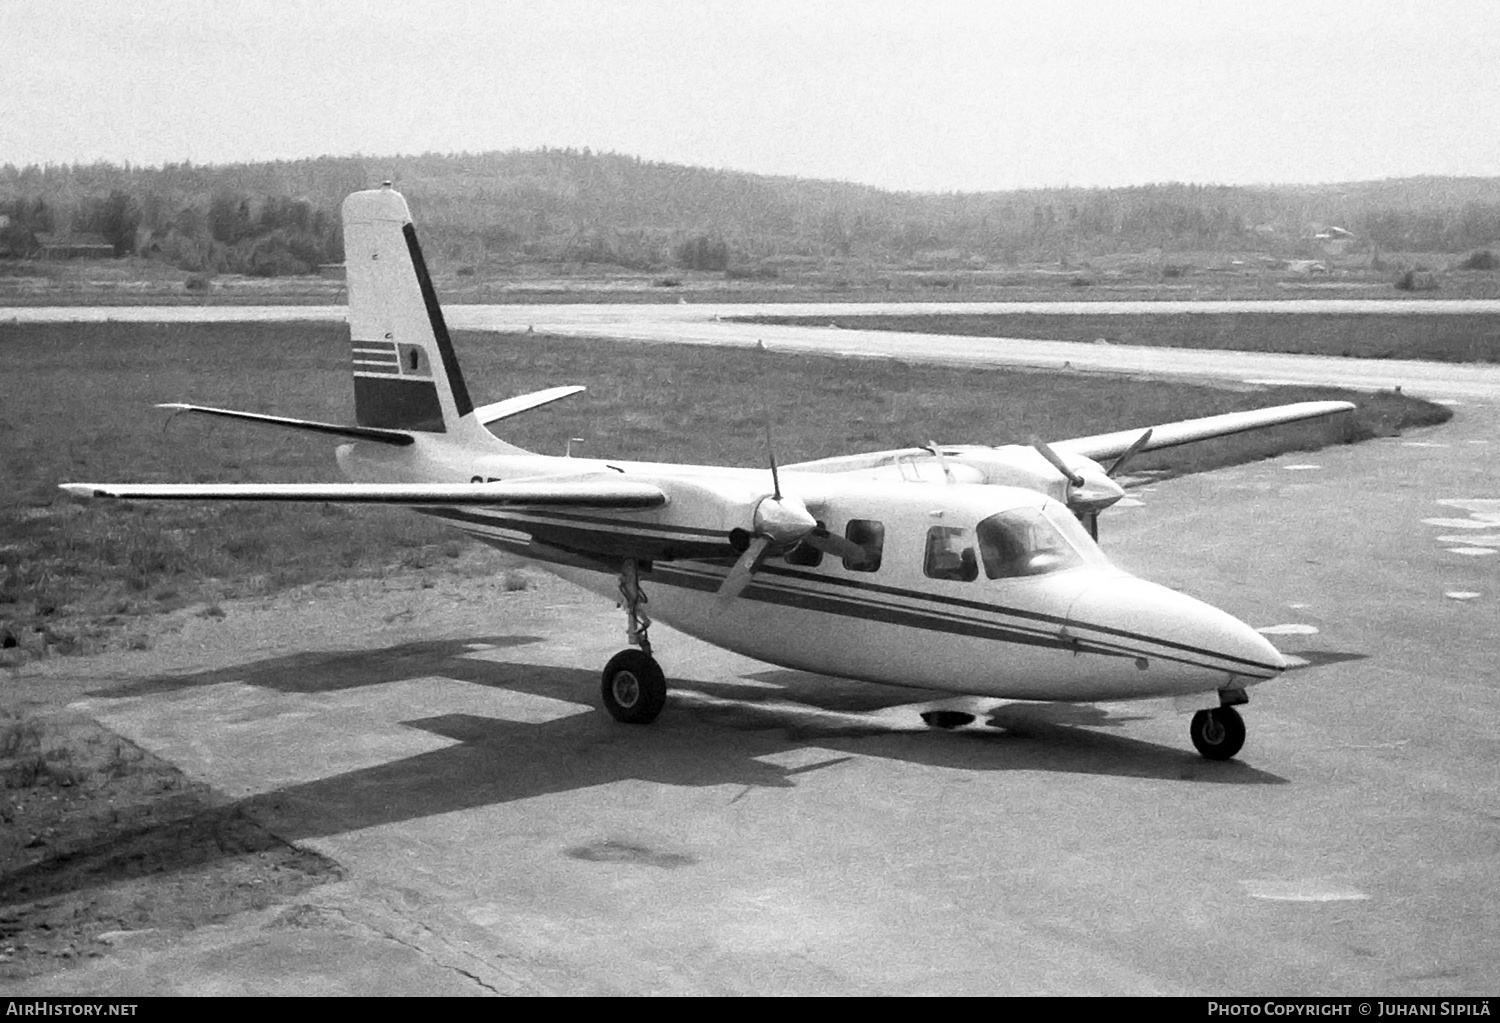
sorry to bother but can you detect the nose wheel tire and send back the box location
[602,649,667,724]
[1190,706,1246,761]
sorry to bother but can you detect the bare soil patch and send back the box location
[0,708,339,983]
[0,566,566,986]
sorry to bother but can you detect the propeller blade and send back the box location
[803,529,868,566]
[1031,437,1084,487]
[718,536,772,600]
[1105,428,1154,478]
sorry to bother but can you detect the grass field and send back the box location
[0,320,1450,660]
[5,253,1500,308]
[738,311,1500,363]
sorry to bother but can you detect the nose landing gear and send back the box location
[602,559,667,724]
[1189,705,1246,761]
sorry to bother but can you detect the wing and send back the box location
[60,479,665,508]
[1052,400,1356,461]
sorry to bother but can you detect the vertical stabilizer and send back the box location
[343,186,475,434]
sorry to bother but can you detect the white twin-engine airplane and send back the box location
[63,186,1355,761]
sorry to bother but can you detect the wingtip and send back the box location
[59,483,108,498]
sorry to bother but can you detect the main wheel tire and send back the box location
[1190,706,1246,761]
[601,649,667,725]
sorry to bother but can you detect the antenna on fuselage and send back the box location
[766,420,782,499]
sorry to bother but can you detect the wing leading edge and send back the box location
[783,400,1357,476]
[1053,400,1356,461]
[60,480,666,508]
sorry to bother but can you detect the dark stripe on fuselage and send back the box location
[446,521,1275,677]
[653,561,1271,676]
[757,563,1279,674]
[402,222,474,419]
[353,376,446,432]
[650,561,1097,655]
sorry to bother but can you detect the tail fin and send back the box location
[342,186,475,435]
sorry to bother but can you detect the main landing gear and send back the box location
[1189,705,1246,761]
[602,559,667,724]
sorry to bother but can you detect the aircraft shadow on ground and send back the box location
[14,633,1290,905]
[205,634,1284,835]
[89,635,550,698]
[247,684,1284,848]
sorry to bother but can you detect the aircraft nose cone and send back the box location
[1068,576,1285,681]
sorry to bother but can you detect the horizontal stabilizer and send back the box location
[1054,401,1358,461]
[156,404,415,446]
[471,385,586,427]
[61,480,666,508]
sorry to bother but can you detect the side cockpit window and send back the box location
[976,507,1089,579]
[844,519,884,572]
[924,526,978,582]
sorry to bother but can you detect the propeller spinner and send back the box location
[718,367,838,599]
[1030,434,1146,540]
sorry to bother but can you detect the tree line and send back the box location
[1,187,342,275]
[3,151,1498,275]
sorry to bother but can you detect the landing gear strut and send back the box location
[602,559,666,724]
[1189,705,1246,761]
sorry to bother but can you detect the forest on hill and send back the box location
[3,149,1499,276]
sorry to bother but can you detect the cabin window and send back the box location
[976,507,1092,579]
[843,519,884,572]
[924,526,978,582]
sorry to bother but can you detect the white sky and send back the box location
[4,0,1498,192]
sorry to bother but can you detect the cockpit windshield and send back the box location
[975,502,1109,579]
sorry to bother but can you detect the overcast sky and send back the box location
[4,0,1497,192]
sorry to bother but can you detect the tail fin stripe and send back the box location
[401,222,474,418]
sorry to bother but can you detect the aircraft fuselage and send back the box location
[337,436,1283,703]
